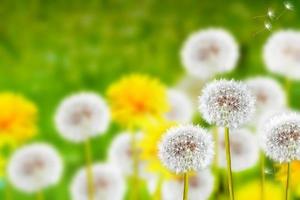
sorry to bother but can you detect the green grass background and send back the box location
[1,0,300,199]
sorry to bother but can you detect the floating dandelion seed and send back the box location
[264,21,272,31]
[55,92,111,143]
[181,28,239,79]
[158,125,214,174]
[162,170,215,200]
[267,8,275,19]
[199,79,256,128]
[284,1,294,11]
[261,113,300,163]
[70,164,126,200]
[7,143,63,193]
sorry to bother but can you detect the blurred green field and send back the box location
[1,0,300,199]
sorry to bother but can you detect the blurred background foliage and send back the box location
[1,0,300,199]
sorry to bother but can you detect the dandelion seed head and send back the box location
[246,77,286,114]
[261,113,300,163]
[264,30,300,80]
[158,125,214,174]
[165,89,194,123]
[55,92,110,143]
[70,163,125,200]
[199,79,256,128]
[162,170,214,200]
[7,143,63,193]
[181,28,239,79]
[218,128,259,172]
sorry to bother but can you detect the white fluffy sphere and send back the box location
[55,92,110,143]
[199,79,256,128]
[70,163,125,200]
[261,113,300,163]
[165,89,194,123]
[218,128,259,172]
[158,125,214,174]
[162,170,214,200]
[181,28,239,79]
[263,30,300,80]
[246,77,286,113]
[7,143,63,193]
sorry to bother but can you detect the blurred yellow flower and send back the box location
[0,92,38,145]
[236,180,284,200]
[139,119,175,178]
[276,161,300,195]
[107,74,169,128]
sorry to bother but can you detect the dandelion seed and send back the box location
[267,8,275,19]
[158,125,214,174]
[284,1,294,11]
[264,21,272,31]
[7,143,63,193]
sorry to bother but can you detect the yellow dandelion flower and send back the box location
[107,74,169,128]
[139,119,175,178]
[0,92,38,144]
[235,180,284,200]
[276,161,300,190]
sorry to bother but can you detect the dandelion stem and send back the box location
[131,132,140,200]
[212,127,220,199]
[260,152,265,200]
[225,127,234,200]
[84,138,94,200]
[36,191,44,200]
[5,181,13,200]
[183,173,189,200]
[285,78,292,106]
[285,162,291,200]
[153,175,163,200]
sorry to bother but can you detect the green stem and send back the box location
[260,152,265,200]
[285,78,292,107]
[84,138,94,200]
[36,191,44,200]
[131,132,139,200]
[183,173,189,200]
[5,181,13,200]
[212,127,220,200]
[225,127,234,200]
[285,162,291,200]
[153,175,163,200]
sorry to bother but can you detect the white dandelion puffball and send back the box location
[165,89,194,123]
[158,125,214,174]
[246,77,286,113]
[181,28,239,79]
[55,92,110,143]
[263,30,300,80]
[70,163,125,200]
[261,113,300,163]
[199,79,256,128]
[108,132,147,177]
[162,170,214,200]
[7,143,63,193]
[175,75,205,108]
[218,128,259,172]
